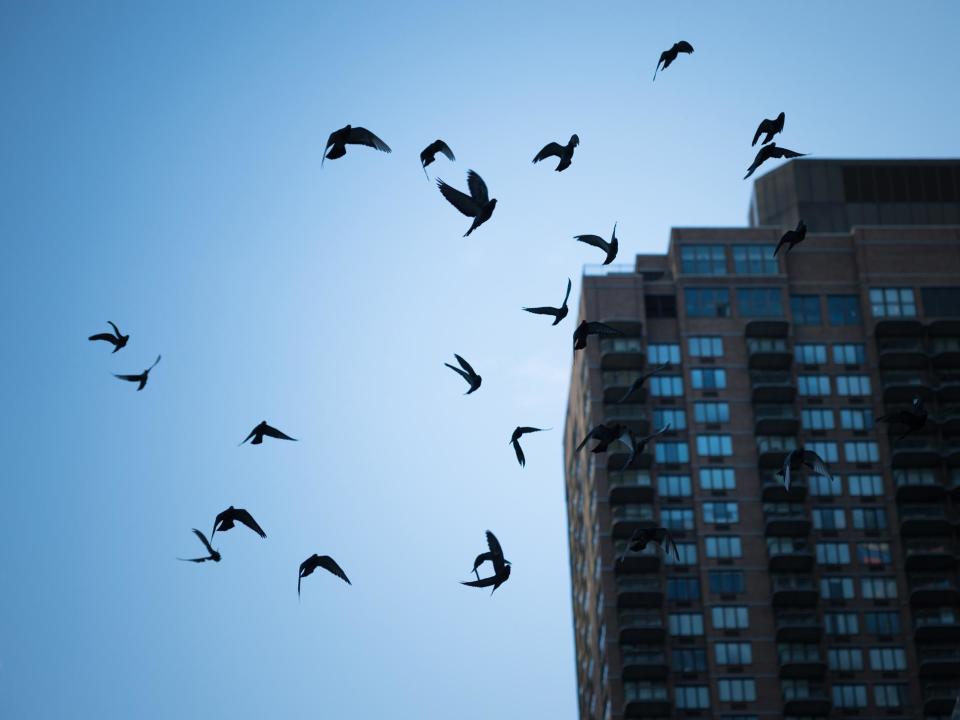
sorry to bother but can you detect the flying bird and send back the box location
[444,353,482,394]
[298,554,351,597]
[744,142,807,179]
[618,526,680,564]
[240,420,297,446]
[88,321,129,353]
[532,133,580,172]
[178,529,221,563]
[113,354,161,391]
[575,423,627,454]
[616,424,671,470]
[510,426,549,467]
[420,139,455,180]
[877,397,927,441]
[573,320,624,351]
[322,124,391,165]
[463,530,511,595]
[776,448,834,492]
[752,112,785,146]
[773,220,807,257]
[617,363,671,404]
[575,223,618,265]
[436,170,497,236]
[523,278,572,325]
[211,506,267,541]
[653,40,694,81]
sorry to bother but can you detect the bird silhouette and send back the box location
[877,397,927,441]
[510,426,549,467]
[178,529,221,563]
[240,421,297,446]
[298,554,351,597]
[575,223,618,265]
[462,530,511,594]
[744,142,806,179]
[436,170,497,236]
[322,125,391,165]
[532,134,579,172]
[88,321,129,353]
[752,112,785,146]
[113,354,161,391]
[618,526,680,565]
[773,220,807,257]
[420,139,455,180]
[523,278,572,325]
[211,506,267,541]
[444,354,482,394]
[573,320,624,350]
[576,423,627,454]
[653,41,694,81]
[776,448,834,492]
[617,424,671,470]
[617,363,671,404]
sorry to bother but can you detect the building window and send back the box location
[697,435,733,456]
[857,541,892,568]
[840,408,873,430]
[675,685,710,710]
[795,343,827,364]
[658,474,692,497]
[870,287,916,317]
[820,576,855,600]
[668,543,698,566]
[648,343,681,364]
[827,647,863,671]
[874,683,908,708]
[807,441,839,463]
[869,647,906,671]
[694,401,730,424]
[798,375,831,396]
[736,288,783,317]
[832,684,868,708]
[816,542,851,565]
[861,577,897,599]
[827,295,862,325]
[852,507,887,530]
[685,288,731,317]
[705,536,742,558]
[649,375,684,397]
[656,442,690,464]
[689,336,723,357]
[671,647,707,672]
[645,294,677,318]
[669,613,705,636]
[733,245,778,274]
[825,612,859,636]
[681,245,726,275]
[801,408,835,430]
[833,343,866,364]
[809,475,842,496]
[709,570,745,594]
[836,375,871,396]
[715,641,752,665]
[922,287,960,317]
[718,678,756,703]
[712,606,749,630]
[691,368,727,389]
[661,508,695,530]
[703,502,739,524]
[654,408,687,430]
[624,681,668,701]
[813,508,846,530]
[848,474,883,496]
[667,577,701,601]
[844,441,879,463]
[700,467,735,490]
[791,295,821,325]
[864,611,900,635]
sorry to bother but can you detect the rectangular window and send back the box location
[832,343,866,365]
[795,343,827,364]
[717,678,757,703]
[844,441,879,463]
[705,536,743,558]
[840,409,873,430]
[809,475,842,496]
[697,435,733,457]
[798,375,831,396]
[848,475,883,496]
[624,681,668,701]
[813,508,846,530]
[658,474,692,497]
[649,375,684,397]
[685,288,731,317]
[688,336,723,357]
[827,647,863,671]
[852,507,887,530]
[861,577,898,599]
[874,683,908,708]
[681,245,726,275]
[668,543,698,566]
[694,402,730,424]
[825,612,859,636]
[656,442,690,464]
[865,611,900,635]
[816,542,851,565]
[832,684,868,708]
[703,503,739,524]
[807,441,839,463]
[828,295,862,325]
[648,343,681,364]
[708,570,745,594]
[922,287,960,317]
[733,245,778,274]
[654,408,687,431]
[714,641,752,665]
[671,648,707,673]
[669,612,705,636]
[645,294,677,318]
[791,295,821,325]
[691,368,727,389]
[820,576,855,600]
[870,288,916,318]
[837,375,871,396]
[712,606,749,630]
[801,408,835,430]
[700,467,736,490]
[661,508,695,531]
[736,288,784,317]
[869,647,906,671]
[667,577,701,601]
[675,685,710,710]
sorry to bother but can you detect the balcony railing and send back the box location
[612,505,655,521]
[619,612,664,629]
[879,338,926,353]
[600,337,644,353]
[617,577,664,593]
[915,611,958,627]
[773,576,817,591]
[621,650,667,666]
[747,338,789,353]
[609,471,653,488]
[751,371,793,385]
[755,404,798,420]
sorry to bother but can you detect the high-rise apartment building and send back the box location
[563,159,960,720]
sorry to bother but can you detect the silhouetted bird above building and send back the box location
[617,363,671,404]
[776,448,834,492]
[113,354,161,391]
[752,111,785,146]
[575,223,618,265]
[444,353,482,394]
[211,506,267,541]
[617,424,671,470]
[178,529,221,563]
[240,420,297,446]
[322,124,391,165]
[653,41,694,81]
[298,554,351,597]
[510,426,549,467]
[463,530,511,594]
[774,220,807,256]
[523,278,572,325]
[532,133,579,172]
[877,397,927,441]
[744,142,806,179]
[619,526,680,564]
[576,423,627,454]
[420,139,455,180]
[436,170,497,236]
[573,320,624,351]
[88,321,128,353]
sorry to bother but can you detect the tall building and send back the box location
[563,158,960,720]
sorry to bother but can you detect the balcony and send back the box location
[776,613,823,642]
[874,318,923,337]
[919,648,960,677]
[751,371,797,403]
[602,403,650,433]
[624,698,671,718]
[765,506,811,537]
[768,544,815,573]
[935,404,960,432]
[609,471,654,504]
[937,376,960,402]
[772,576,819,607]
[747,337,792,369]
[618,611,665,643]
[878,337,928,369]
[900,507,954,537]
[905,541,957,572]
[915,610,960,643]
[882,372,934,403]
[922,685,960,716]
[614,542,661,573]
[754,404,800,435]
[600,336,646,370]
[611,505,655,538]
[895,469,945,501]
[778,650,826,679]
[603,370,648,404]
[761,477,807,502]
[945,442,960,466]
[951,470,960,500]
[745,319,789,338]
[782,686,830,716]
[617,576,665,608]
[931,336,960,369]
[891,438,943,468]
[621,649,668,680]
[910,578,960,607]
[757,436,797,469]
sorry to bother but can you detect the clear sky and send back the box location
[1,1,958,718]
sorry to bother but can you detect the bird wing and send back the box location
[655,528,680,561]
[751,120,769,147]
[346,127,391,153]
[437,179,480,217]
[676,41,694,53]
[512,440,525,467]
[523,305,559,316]
[877,410,911,424]
[261,424,296,441]
[146,355,161,372]
[778,450,796,491]
[533,142,564,163]
[641,362,670,382]
[192,528,216,556]
[485,531,504,562]
[461,576,498,588]
[233,508,267,538]
[516,427,545,436]
[239,428,257,445]
[89,333,117,343]
[113,373,141,382]
[466,170,489,205]
[178,556,209,563]
[444,362,471,383]
[575,426,599,452]
[800,450,833,480]
[562,278,572,306]
[771,146,805,159]
[433,140,455,161]
[585,321,624,337]
[107,321,122,337]
[574,234,610,252]
[316,555,351,584]
[773,233,790,257]
[454,353,477,377]
[643,423,671,442]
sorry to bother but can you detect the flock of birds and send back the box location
[87,38,823,600]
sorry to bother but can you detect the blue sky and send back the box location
[1,1,958,718]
